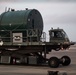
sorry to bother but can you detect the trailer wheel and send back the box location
[48,57,60,68]
[61,56,71,66]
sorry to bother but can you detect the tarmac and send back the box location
[0,45,76,75]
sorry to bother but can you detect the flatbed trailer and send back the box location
[0,41,71,68]
[0,29,71,68]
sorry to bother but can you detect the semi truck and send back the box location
[0,8,72,68]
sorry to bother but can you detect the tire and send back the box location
[61,56,71,66]
[48,57,60,68]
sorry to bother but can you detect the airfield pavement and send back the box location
[0,45,76,75]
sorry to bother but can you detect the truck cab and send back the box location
[49,28,70,50]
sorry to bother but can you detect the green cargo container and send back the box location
[0,9,43,43]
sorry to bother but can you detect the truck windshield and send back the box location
[51,30,68,39]
[51,31,63,38]
[61,31,69,38]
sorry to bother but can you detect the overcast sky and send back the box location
[0,0,76,41]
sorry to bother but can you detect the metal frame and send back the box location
[0,29,46,45]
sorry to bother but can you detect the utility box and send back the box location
[1,56,11,64]
[28,56,38,65]
[20,57,28,64]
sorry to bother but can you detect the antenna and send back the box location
[51,27,53,30]
[57,27,59,29]
[5,7,7,12]
[8,8,10,12]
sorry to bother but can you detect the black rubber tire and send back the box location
[48,57,60,68]
[61,56,71,66]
